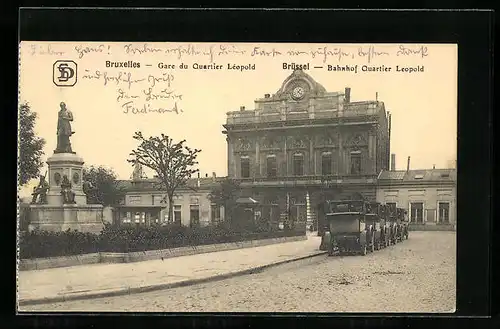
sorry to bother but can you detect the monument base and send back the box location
[28,204,105,235]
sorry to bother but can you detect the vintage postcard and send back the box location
[17,42,457,313]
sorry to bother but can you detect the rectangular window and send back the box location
[350,151,362,175]
[128,195,142,204]
[293,153,304,176]
[122,211,132,223]
[190,204,200,227]
[240,156,250,178]
[266,155,277,177]
[321,152,332,175]
[211,203,220,224]
[410,202,424,223]
[152,195,164,205]
[134,212,145,224]
[438,202,450,223]
[174,205,182,224]
[386,202,397,211]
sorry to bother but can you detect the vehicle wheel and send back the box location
[361,245,367,256]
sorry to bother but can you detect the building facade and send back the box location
[223,69,391,229]
[376,166,456,229]
[114,176,223,227]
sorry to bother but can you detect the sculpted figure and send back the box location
[31,175,49,204]
[55,102,75,153]
[60,175,76,204]
[82,180,94,196]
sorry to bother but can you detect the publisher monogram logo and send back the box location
[53,60,78,87]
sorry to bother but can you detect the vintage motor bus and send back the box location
[321,200,374,256]
[396,207,410,241]
[385,203,399,245]
[365,202,388,250]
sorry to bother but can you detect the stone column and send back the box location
[309,137,315,175]
[368,133,375,174]
[338,131,344,175]
[227,136,235,178]
[255,136,260,178]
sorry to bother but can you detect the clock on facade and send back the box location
[291,86,306,100]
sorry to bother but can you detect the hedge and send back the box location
[19,223,305,259]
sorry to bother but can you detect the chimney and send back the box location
[376,92,378,101]
[197,172,200,187]
[388,112,392,137]
[390,154,396,171]
[407,156,411,172]
[240,106,245,111]
[205,173,208,178]
[433,164,436,169]
[264,94,270,98]
[344,87,351,103]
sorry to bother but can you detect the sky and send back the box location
[18,42,457,196]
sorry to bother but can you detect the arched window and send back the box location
[350,150,362,175]
[321,151,332,175]
[266,154,277,177]
[240,155,250,178]
[293,153,304,176]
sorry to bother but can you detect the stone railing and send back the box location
[238,174,378,187]
[226,105,380,125]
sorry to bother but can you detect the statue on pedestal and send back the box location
[60,175,76,204]
[31,174,49,204]
[55,102,75,154]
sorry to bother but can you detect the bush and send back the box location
[19,223,305,259]
[19,228,99,259]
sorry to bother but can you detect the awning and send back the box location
[235,197,259,205]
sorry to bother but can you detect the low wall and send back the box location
[409,224,456,231]
[19,235,306,271]
[19,253,101,271]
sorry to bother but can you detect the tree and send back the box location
[82,166,125,206]
[209,178,241,229]
[128,131,201,224]
[18,103,46,186]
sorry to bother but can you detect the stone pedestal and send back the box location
[28,204,104,234]
[45,153,87,206]
[28,152,104,234]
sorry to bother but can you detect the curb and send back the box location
[18,251,327,307]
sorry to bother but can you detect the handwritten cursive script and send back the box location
[75,44,112,59]
[81,70,146,89]
[396,45,429,58]
[113,43,430,64]
[29,44,65,56]
[122,101,182,115]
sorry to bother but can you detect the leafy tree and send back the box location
[82,166,125,206]
[128,132,201,224]
[18,103,46,186]
[209,178,241,229]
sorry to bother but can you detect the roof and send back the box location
[235,197,259,205]
[121,177,224,192]
[378,169,456,183]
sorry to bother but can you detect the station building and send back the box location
[376,156,456,230]
[113,173,223,227]
[222,69,391,230]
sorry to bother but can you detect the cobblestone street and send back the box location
[25,231,456,313]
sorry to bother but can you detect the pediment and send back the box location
[273,69,327,100]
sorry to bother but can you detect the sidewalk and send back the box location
[18,235,324,307]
